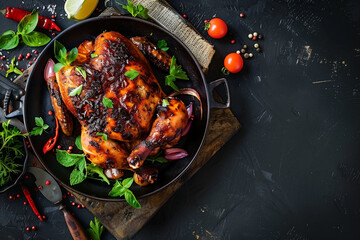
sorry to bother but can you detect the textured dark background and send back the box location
[1,0,360,239]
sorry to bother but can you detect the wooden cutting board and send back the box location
[12,3,241,239]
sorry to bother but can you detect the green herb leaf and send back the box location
[221,66,230,75]
[70,168,86,185]
[108,180,127,197]
[22,31,50,47]
[54,40,66,63]
[30,117,49,136]
[146,153,168,164]
[119,0,149,19]
[164,56,188,91]
[53,63,65,73]
[5,56,22,77]
[87,217,104,240]
[102,97,113,108]
[0,30,19,50]
[69,85,83,97]
[75,135,83,150]
[122,177,133,189]
[67,48,78,65]
[90,53,98,58]
[124,68,140,80]
[75,67,86,80]
[18,10,38,35]
[96,132,108,141]
[162,99,169,107]
[56,149,85,167]
[124,190,141,209]
[157,40,169,52]
[87,163,110,185]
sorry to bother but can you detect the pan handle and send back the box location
[0,75,24,118]
[207,78,230,109]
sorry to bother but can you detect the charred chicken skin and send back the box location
[50,31,188,185]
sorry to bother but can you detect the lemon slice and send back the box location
[64,0,99,21]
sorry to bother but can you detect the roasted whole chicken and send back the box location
[45,31,189,186]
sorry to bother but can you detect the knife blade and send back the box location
[28,167,90,240]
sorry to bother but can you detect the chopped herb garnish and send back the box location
[102,97,113,108]
[5,56,22,77]
[69,85,83,97]
[90,53,98,58]
[96,133,108,141]
[162,99,170,107]
[30,117,49,136]
[165,56,189,91]
[75,67,86,80]
[124,68,140,80]
[118,0,149,19]
[157,40,169,52]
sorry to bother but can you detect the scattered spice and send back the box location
[33,57,36,61]
[248,33,253,39]
[18,54,23,61]
[45,180,51,185]
[21,68,24,72]
[249,53,253,58]
[48,110,53,115]
[26,227,30,231]
[230,39,235,44]
[68,146,73,150]
[24,201,27,205]
[240,49,246,53]
[77,205,81,208]
[51,14,55,19]
[71,202,76,206]
[253,32,258,37]
[252,36,257,40]
[256,48,261,52]
[51,32,55,36]
[244,53,249,59]
[258,34,262,39]
[57,145,61,149]
[16,194,20,198]
[243,44,248,49]
[240,13,245,18]
[236,50,240,54]
[31,226,36,230]
[38,185,43,189]
[33,162,37,167]
[34,50,38,54]
[254,43,259,48]
[182,14,187,18]
[1,56,5,60]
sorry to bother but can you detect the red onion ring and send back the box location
[186,102,193,119]
[44,58,55,81]
[182,117,193,136]
[169,88,202,120]
[164,148,189,161]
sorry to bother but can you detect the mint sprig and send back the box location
[109,177,141,209]
[119,0,149,19]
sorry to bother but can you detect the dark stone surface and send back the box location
[1,0,360,239]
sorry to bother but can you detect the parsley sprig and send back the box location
[6,56,22,77]
[157,40,169,52]
[30,117,49,136]
[0,120,27,187]
[87,217,105,240]
[109,177,141,209]
[124,68,140,80]
[53,40,78,73]
[118,0,149,19]
[0,10,50,50]
[165,56,189,91]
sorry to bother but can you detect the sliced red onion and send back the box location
[164,148,189,161]
[44,58,55,81]
[186,102,193,119]
[182,117,193,136]
[169,88,202,120]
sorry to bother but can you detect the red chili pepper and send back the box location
[43,117,59,154]
[21,185,43,221]
[0,7,61,31]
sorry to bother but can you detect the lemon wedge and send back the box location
[64,0,99,21]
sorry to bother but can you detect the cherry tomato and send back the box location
[224,53,244,73]
[207,18,228,39]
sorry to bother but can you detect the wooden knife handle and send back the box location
[59,203,89,240]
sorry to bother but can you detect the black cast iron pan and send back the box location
[5,16,230,201]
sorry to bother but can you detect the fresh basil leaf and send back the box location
[0,31,19,50]
[56,149,85,167]
[157,40,169,52]
[75,135,83,150]
[102,97,113,108]
[53,63,64,73]
[108,180,126,197]
[75,67,86,80]
[54,40,66,62]
[124,68,139,80]
[122,177,133,189]
[124,190,141,209]
[96,132,108,141]
[87,163,110,185]
[162,99,169,107]
[90,53,98,58]
[70,168,86,185]
[66,48,78,65]
[18,9,38,35]
[22,31,50,47]
[69,85,83,96]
